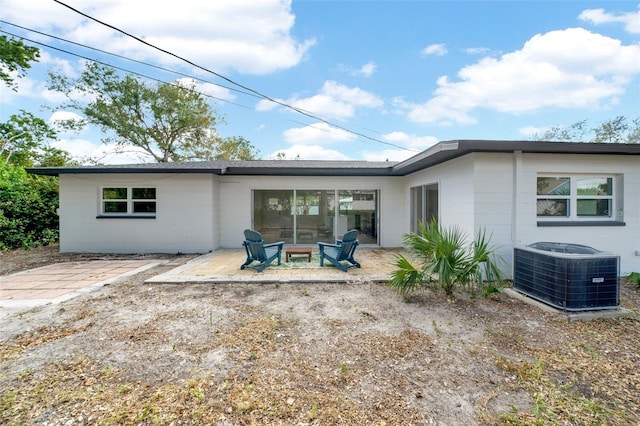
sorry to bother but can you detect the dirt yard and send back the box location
[1,245,639,425]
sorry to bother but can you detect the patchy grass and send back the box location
[480,315,640,425]
[1,251,639,425]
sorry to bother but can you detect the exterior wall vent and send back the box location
[513,242,619,311]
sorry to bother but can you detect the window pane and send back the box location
[339,190,377,244]
[103,188,127,199]
[104,201,127,213]
[537,199,568,217]
[577,199,611,217]
[132,188,156,199]
[133,201,156,213]
[253,190,294,243]
[537,177,570,195]
[296,190,335,243]
[410,186,423,234]
[577,178,612,196]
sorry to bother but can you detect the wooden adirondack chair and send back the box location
[241,229,284,272]
[318,229,361,272]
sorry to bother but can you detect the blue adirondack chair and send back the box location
[241,229,284,272]
[318,229,361,272]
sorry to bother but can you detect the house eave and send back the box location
[25,140,639,177]
[390,140,640,176]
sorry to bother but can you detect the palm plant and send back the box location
[389,220,503,297]
[470,228,505,297]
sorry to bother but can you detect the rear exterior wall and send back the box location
[58,173,217,253]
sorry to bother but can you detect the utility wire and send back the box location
[0,29,251,109]
[51,0,414,152]
[0,20,261,101]
[1,27,382,148]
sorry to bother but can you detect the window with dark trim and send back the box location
[100,187,156,217]
[536,175,619,225]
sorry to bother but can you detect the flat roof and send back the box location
[27,140,639,177]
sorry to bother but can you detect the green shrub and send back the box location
[0,164,59,249]
[388,220,503,297]
[628,272,640,288]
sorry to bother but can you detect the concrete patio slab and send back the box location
[146,248,399,284]
[503,288,635,321]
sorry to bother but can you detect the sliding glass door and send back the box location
[253,189,377,244]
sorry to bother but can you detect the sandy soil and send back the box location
[1,245,639,425]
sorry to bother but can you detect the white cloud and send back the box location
[360,132,436,161]
[464,47,491,55]
[267,145,351,160]
[337,61,377,77]
[256,80,383,120]
[405,28,640,125]
[39,51,77,77]
[1,0,315,75]
[282,122,356,145]
[380,131,438,151]
[4,75,68,104]
[579,6,640,34]
[518,126,546,138]
[175,78,236,101]
[422,43,447,56]
[358,61,377,77]
[48,111,86,133]
[50,138,150,164]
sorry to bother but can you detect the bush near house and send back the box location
[0,164,59,249]
[389,220,504,297]
[628,272,640,288]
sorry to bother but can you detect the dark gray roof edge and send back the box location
[222,167,396,177]
[26,167,226,176]
[25,160,396,177]
[391,140,640,176]
[26,140,639,177]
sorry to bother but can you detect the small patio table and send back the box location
[285,247,312,262]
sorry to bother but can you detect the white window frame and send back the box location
[536,174,616,222]
[99,186,156,217]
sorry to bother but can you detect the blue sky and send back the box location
[1,0,639,164]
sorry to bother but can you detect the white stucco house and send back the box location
[28,140,640,278]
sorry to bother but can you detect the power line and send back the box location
[51,0,413,152]
[1,27,385,149]
[0,20,262,102]
[0,29,252,109]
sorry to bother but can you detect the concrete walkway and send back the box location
[0,260,166,311]
[146,248,399,284]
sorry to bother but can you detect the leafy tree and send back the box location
[535,116,639,143]
[0,165,59,249]
[0,35,40,90]
[538,120,589,142]
[194,136,259,161]
[274,151,302,160]
[0,36,69,250]
[0,110,64,167]
[593,116,632,143]
[48,63,259,162]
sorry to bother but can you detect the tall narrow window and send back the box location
[411,183,438,233]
